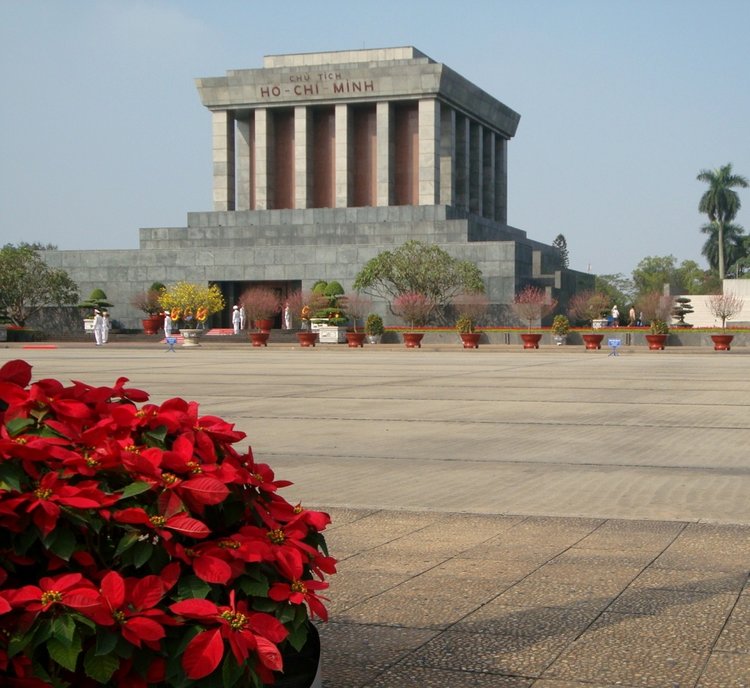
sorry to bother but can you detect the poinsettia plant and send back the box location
[0,359,335,688]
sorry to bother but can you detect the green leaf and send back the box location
[237,576,268,597]
[132,540,153,569]
[251,598,277,613]
[221,653,245,688]
[8,630,33,658]
[5,416,35,436]
[51,615,76,644]
[114,531,140,558]
[143,426,168,447]
[95,630,119,656]
[278,604,296,624]
[48,635,82,672]
[177,575,211,600]
[84,647,120,683]
[44,527,77,561]
[0,460,27,492]
[118,481,152,500]
[286,622,310,652]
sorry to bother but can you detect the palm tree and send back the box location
[697,163,749,280]
[700,222,745,273]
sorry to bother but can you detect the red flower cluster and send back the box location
[0,360,335,687]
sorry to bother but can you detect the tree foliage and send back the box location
[595,274,635,307]
[697,163,749,279]
[0,244,79,327]
[567,291,610,327]
[511,285,557,331]
[552,234,569,268]
[701,222,746,275]
[353,240,484,320]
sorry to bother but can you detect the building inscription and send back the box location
[259,72,375,100]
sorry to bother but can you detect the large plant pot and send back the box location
[365,333,382,344]
[180,328,203,347]
[255,318,274,333]
[346,332,366,348]
[403,332,424,348]
[582,333,604,350]
[645,333,668,350]
[520,333,542,349]
[275,623,322,688]
[459,332,481,349]
[296,331,319,347]
[711,334,734,351]
[552,334,567,346]
[249,331,270,347]
[141,316,161,335]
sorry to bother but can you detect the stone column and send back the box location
[254,108,270,210]
[376,101,393,206]
[212,110,235,211]
[482,129,495,220]
[418,98,440,205]
[455,115,469,209]
[469,121,483,216]
[294,106,311,209]
[495,136,508,224]
[335,104,350,207]
[439,103,455,206]
[236,117,253,211]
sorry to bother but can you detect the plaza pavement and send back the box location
[2,340,749,687]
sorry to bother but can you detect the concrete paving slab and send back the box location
[2,343,749,686]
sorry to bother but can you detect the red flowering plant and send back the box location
[0,359,335,688]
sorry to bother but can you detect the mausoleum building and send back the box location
[43,47,591,329]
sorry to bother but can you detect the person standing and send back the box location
[232,305,242,334]
[93,309,104,346]
[628,306,636,327]
[283,302,292,330]
[102,311,111,344]
[239,304,247,331]
[164,311,173,337]
[611,304,619,327]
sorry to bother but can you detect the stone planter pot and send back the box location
[249,331,270,347]
[582,333,604,350]
[520,333,542,349]
[403,332,424,348]
[180,328,203,347]
[365,333,382,344]
[459,332,481,349]
[711,334,734,351]
[346,332,366,348]
[552,334,567,346]
[296,331,319,347]
[645,333,668,350]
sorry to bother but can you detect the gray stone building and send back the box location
[43,47,591,330]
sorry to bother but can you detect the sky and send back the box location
[1,0,749,277]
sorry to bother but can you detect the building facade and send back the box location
[43,47,591,330]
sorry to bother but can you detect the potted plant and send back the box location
[707,292,745,350]
[240,287,282,345]
[645,319,670,350]
[341,292,372,348]
[159,281,225,346]
[0,359,335,687]
[551,314,570,346]
[131,283,166,335]
[568,291,610,349]
[452,291,489,349]
[309,281,348,343]
[364,313,384,344]
[512,285,557,349]
[286,290,327,347]
[391,292,435,348]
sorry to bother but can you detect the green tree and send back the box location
[676,259,712,294]
[697,163,749,280]
[700,222,745,274]
[353,240,484,321]
[595,274,635,307]
[632,255,680,298]
[552,234,569,268]
[0,244,79,327]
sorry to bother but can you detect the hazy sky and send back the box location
[1,0,749,277]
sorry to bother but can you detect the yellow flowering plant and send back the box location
[159,282,225,329]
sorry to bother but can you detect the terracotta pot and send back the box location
[645,333,668,350]
[403,332,424,348]
[459,332,481,349]
[255,318,274,333]
[346,332,366,348]
[142,316,161,335]
[520,333,542,349]
[711,334,734,351]
[582,333,604,350]
[249,331,270,347]
[296,331,318,347]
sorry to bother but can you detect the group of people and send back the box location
[92,309,111,345]
[231,302,294,334]
[610,305,644,327]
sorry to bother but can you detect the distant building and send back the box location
[43,47,592,329]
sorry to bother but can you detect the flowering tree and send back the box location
[512,285,557,331]
[391,292,435,329]
[636,291,673,325]
[240,288,282,329]
[567,290,610,328]
[707,292,745,330]
[159,282,225,328]
[340,293,372,333]
[0,359,335,687]
[451,291,490,333]
[285,290,328,329]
